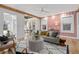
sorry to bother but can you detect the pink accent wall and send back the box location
[48,15,60,31]
[48,11,77,37]
[60,11,77,37]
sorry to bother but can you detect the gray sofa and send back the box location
[43,36,60,44]
[43,31,60,44]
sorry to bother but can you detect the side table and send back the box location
[59,39,66,46]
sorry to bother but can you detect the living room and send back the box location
[0,4,79,54]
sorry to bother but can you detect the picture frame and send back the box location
[42,25,46,30]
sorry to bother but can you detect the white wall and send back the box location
[0,11,4,36]
[17,14,24,39]
[77,12,79,39]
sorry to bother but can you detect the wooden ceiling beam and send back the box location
[0,4,41,19]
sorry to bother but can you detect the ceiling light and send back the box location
[61,13,67,17]
[52,16,56,19]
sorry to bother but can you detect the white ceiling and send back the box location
[6,4,79,17]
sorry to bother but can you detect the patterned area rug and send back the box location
[38,42,66,54]
[16,41,66,54]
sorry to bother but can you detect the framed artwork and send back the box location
[61,15,74,33]
[41,17,48,31]
[42,25,46,30]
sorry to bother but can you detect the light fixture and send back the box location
[55,21,58,26]
[52,16,56,19]
[61,13,66,17]
[40,7,49,13]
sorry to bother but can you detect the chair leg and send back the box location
[22,48,27,54]
[1,49,9,54]
[8,48,15,54]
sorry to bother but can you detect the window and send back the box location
[61,15,74,33]
[63,24,71,31]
